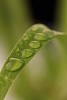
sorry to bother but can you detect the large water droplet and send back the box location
[6,58,24,71]
[29,41,40,49]
[22,49,34,58]
[23,34,28,40]
[34,33,46,40]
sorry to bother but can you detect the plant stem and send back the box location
[0,24,64,100]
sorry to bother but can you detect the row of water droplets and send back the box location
[5,25,54,72]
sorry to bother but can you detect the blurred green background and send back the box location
[0,0,67,100]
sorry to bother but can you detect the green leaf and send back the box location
[0,24,64,100]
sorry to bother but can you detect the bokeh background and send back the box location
[0,0,67,100]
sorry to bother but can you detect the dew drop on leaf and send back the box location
[34,33,46,40]
[29,41,40,49]
[44,31,55,38]
[6,58,24,71]
[22,49,34,58]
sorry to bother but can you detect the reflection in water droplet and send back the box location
[23,34,28,40]
[29,41,40,49]
[6,58,24,71]
[34,33,46,40]
[22,49,34,58]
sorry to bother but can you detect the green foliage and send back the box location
[0,24,64,100]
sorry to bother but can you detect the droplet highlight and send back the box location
[22,49,34,58]
[34,33,46,40]
[29,41,40,49]
[6,58,24,71]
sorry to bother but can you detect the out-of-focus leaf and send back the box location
[0,0,31,50]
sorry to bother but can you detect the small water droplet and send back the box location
[34,33,46,40]
[6,58,24,71]
[29,41,40,49]
[22,49,34,58]
[23,34,28,40]
[44,31,55,38]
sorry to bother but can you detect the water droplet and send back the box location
[6,58,24,71]
[23,34,28,40]
[29,41,40,49]
[34,33,46,40]
[22,49,34,58]
[44,31,55,38]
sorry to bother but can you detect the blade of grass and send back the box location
[0,24,64,100]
